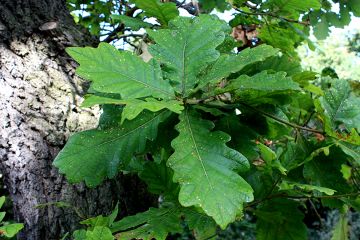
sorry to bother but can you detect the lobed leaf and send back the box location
[80,204,118,229]
[223,71,300,105]
[168,109,253,228]
[110,15,152,31]
[303,148,350,200]
[139,161,178,198]
[279,181,336,195]
[182,208,217,240]
[256,199,307,240]
[53,110,171,187]
[264,0,321,18]
[0,223,24,238]
[86,226,114,240]
[111,207,182,240]
[148,15,228,96]
[197,44,279,90]
[336,141,360,166]
[131,0,179,26]
[318,79,360,132]
[82,95,183,123]
[66,43,174,99]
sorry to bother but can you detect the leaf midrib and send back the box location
[328,89,348,123]
[58,110,168,160]
[181,40,188,96]
[184,109,214,190]
[107,46,173,97]
[74,49,174,98]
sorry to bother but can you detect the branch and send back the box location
[102,6,139,43]
[118,33,145,39]
[235,8,310,26]
[123,38,138,49]
[169,0,198,15]
[285,192,360,199]
[240,102,324,134]
[246,192,360,209]
[244,1,257,9]
[103,24,125,43]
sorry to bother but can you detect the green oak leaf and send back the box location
[331,211,349,240]
[0,224,24,238]
[193,105,228,117]
[314,15,330,40]
[131,0,179,26]
[258,143,287,175]
[0,196,5,209]
[182,208,217,240]
[318,79,360,132]
[139,161,178,199]
[333,128,360,165]
[110,15,152,31]
[82,95,183,123]
[280,139,309,171]
[256,199,307,240]
[73,230,87,240]
[336,141,360,166]
[66,43,174,99]
[349,0,360,17]
[279,181,336,195]
[264,0,321,19]
[98,104,123,129]
[120,99,182,123]
[148,15,228,96]
[303,147,350,207]
[80,204,118,229]
[86,226,114,240]
[53,110,171,187]
[227,71,300,91]
[111,205,216,240]
[258,24,301,54]
[216,116,260,161]
[197,44,279,90]
[199,0,230,12]
[111,206,183,240]
[0,212,5,222]
[242,54,302,77]
[168,109,253,228]
[222,71,300,105]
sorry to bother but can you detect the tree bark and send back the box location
[0,1,154,239]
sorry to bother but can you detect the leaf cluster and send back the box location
[59,1,360,239]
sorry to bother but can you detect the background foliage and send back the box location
[52,0,360,239]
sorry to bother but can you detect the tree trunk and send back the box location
[0,1,154,239]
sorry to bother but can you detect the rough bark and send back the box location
[0,0,154,239]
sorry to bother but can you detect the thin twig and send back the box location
[103,6,138,43]
[239,102,324,134]
[285,192,360,199]
[169,0,198,15]
[103,24,125,43]
[303,110,315,127]
[123,38,138,49]
[309,199,323,227]
[246,192,360,209]
[267,176,282,196]
[118,33,144,39]
[235,8,310,26]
